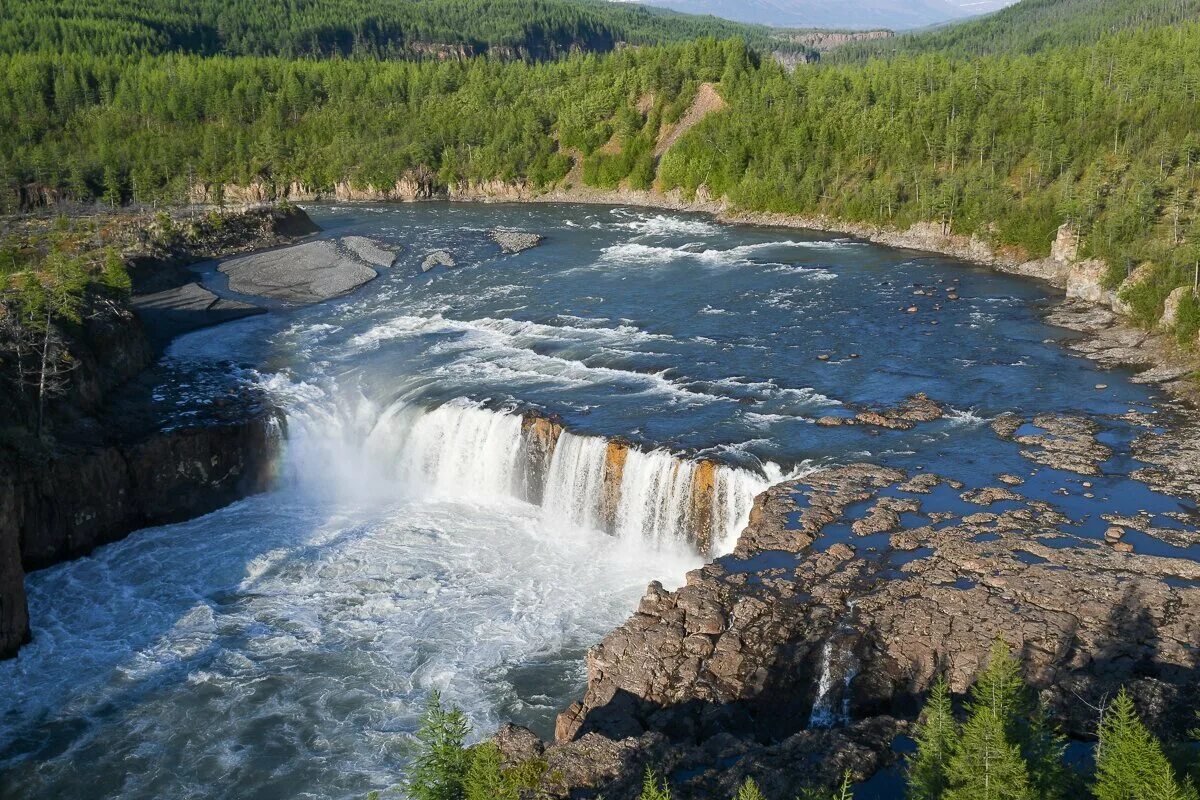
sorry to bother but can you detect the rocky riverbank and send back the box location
[186,177,1199,405]
[496,455,1200,797]
[0,206,318,659]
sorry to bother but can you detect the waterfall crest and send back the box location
[289,396,775,556]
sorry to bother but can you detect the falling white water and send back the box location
[808,620,861,729]
[286,394,775,556]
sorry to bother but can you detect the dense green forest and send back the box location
[0,0,805,61]
[1,0,1199,345]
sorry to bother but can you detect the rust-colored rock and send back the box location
[520,415,563,505]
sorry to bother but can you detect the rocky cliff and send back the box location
[502,455,1200,798]
[0,206,315,659]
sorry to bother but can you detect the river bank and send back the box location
[0,206,320,659]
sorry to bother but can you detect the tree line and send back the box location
[0,0,810,62]
[1,20,1198,345]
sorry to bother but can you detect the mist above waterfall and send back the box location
[284,392,777,557]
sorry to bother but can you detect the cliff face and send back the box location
[12,412,282,571]
[0,207,314,659]
[514,459,1200,799]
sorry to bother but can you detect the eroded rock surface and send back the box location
[517,462,1200,799]
[219,240,378,303]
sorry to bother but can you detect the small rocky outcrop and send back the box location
[219,240,378,303]
[421,250,457,271]
[852,392,945,430]
[1065,260,1113,306]
[490,229,544,254]
[1161,286,1193,330]
[342,235,397,268]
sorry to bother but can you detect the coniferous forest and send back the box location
[4,1,1199,342]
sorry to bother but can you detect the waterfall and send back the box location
[808,619,860,729]
[287,396,775,556]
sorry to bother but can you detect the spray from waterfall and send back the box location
[285,396,780,556]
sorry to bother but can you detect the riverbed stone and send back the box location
[490,229,543,254]
[218,240,378,303]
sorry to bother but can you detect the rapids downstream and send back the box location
[0,203,1187,799]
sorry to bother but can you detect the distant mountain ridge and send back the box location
[836,0,1200,58]
[607,0,1018,30]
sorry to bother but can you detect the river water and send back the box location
[0,203,1192,799]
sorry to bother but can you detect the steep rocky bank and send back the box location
[0,206,317,659]
[499,457,1200,797]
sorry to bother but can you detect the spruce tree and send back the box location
[407,691,472,800]
[639,768,672,800]
[945,641,1033,800]
[909,677,959,800]
[735,777,766,800]
[463,742,506,800]
[1094,689,1192,800]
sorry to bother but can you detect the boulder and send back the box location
[1161,286,1194,330]
[341,236,397,268]
[218,240,378,303]
[490,229,544,254]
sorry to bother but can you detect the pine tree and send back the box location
[1094,688,1192,800]
[735,777,766,800]
[463,742,506,800]
[407,691,472,800]
[945,641,1033,800]
[909,677,959,800]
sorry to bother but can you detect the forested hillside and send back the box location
[0,0,802,60]
[837,0,1200,59]
[2,3,1199,345]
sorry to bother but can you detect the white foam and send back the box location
[599,240,805,267]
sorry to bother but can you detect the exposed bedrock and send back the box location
[11,411,283,571]
[507,463,1200,798]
